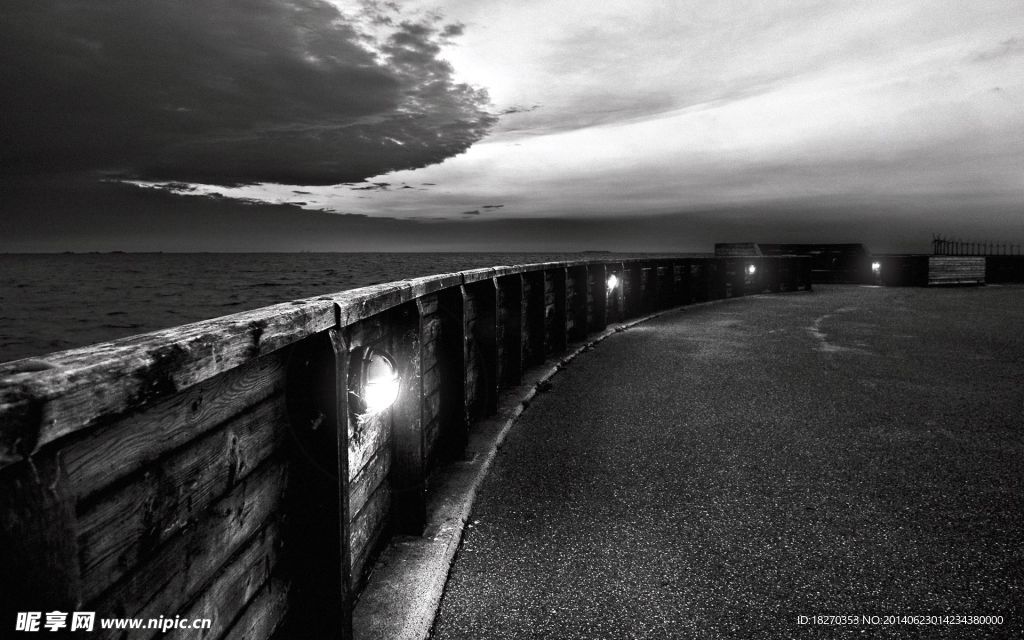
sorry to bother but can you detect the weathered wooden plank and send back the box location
[416,294,440,317]
[348,446,390,522]
[421,364,441,396]
[928,256,985,285]
[0,454,81,618]
[51,348,289,501]
[0,257,715,470]
[423,385,442,464]
[76,395,288,601]
[91,459,288,621]
[163,521,280,640]
[420,316,442,347]
[349,411,390,482]
[423,389,442,426]
[347,316,387,349]
[0,301,333,466]
[221,577,289,640]
[331,274,460,329]
[350,480,390,587]
[424,417,440,466]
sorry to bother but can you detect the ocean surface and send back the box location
[0,252,693,364]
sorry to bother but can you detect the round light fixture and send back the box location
[606,274,619,292]
[747,264,757,275]
[349,347,400,415]
[871,261,881,273]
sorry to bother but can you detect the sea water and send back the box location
[0,252,686,363]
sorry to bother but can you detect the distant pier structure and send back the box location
[714,242,1002,287]
[931,234,1024,283]
[715,243,872,284]
[932,234,1021,256]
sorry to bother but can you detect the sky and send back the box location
[1,0,1022,252]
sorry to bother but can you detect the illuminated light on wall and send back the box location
[606,274,619,292]
[872,261,882,273]
[349,347,400,415]
[747,264,757,275]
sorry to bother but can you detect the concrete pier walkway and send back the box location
[432,285,1024,639]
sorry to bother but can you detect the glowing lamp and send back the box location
[606,274,619,292]
[871,261,881,273]
[349,347,400,415]
[747,264,757,275]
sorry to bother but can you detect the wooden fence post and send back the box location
[677,260,691,305]
[523,271,545,367]
[590,263,608,331]
[569,265,589,342]
[552,266,569,352]
[625,262,643,318]
[462,280,498,419]
[712,259,728,299]
[389,303,425,535]
[282,328,352,639]
[497,274,523,387]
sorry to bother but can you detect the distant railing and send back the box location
[0,255,811,639]
[932,234,1021,256]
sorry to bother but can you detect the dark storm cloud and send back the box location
[441,23,466,39]
[0,0,496,185]
[499,104,541,116]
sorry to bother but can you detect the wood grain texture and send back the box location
[0,453,81,618]
[1,256,782,470]
[349,446,390,522]
[221,577,289,640]
[164,522,280,640]
[349,411,390,482]
[388,302,425,534]
[77,395,288,602]
[928,256,985,284]
[0,255,819,640]
[0,301,332,464]
[91,459,288,623]
[350,480,390,587]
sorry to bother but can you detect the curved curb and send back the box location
[351,294,807,640]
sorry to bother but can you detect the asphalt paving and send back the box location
[431,285,1024,639]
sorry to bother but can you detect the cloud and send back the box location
[499,104,542,115]
[971,37,1024,62]
[0,0,496,185]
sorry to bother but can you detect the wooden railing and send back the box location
[0,255,811,639]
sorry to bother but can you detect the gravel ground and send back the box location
[431,285,1024,639]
